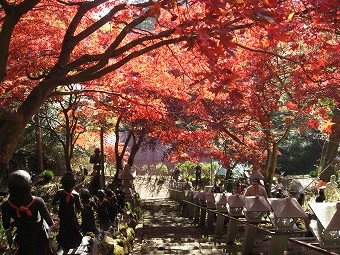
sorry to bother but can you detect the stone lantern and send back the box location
[183,190,198,220]
[215,193,230,213]
[204,193,216,209]
[215,192,231,235]
[225,194,245,245]
[243,195,271,222]
[268,197,307,231]
[186,190,198,203]
[198,192,207,207]
[184,181,193,191]
[228,194,245,217]
[193,191,203,205]
[118,164,135,203]
[309,202,340,248]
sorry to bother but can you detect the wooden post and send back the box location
[194,205,200,223]
[215,214,226,234]
[179,191,185,202]
[183,202,191,218]
[169,189,173,199]
[226,218,239,244]
[268,234,289,255]
[199,207,206,226]
[206,210,215,231]
[242,225,257,254]
[182,201,187,216]
[189,203,195,219]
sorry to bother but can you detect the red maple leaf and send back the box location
[307,119,319,129]
[285,101,297,110]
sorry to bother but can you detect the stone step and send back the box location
[131,198,237,255]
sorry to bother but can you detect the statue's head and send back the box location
[61,171,76,192]
[8,170,31,197]
[105,189,114,198]
[97,189,105,200]
[330,174,337,182]
[80,188,90,201]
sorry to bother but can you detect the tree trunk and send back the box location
[100,127,105,188]
[35,114,44,172]
[114,116,122,180]
[319,108,340,182]
[114,132,131,180]
[127,131,145,167]
[0,80,57,178]
[127,145,139,167]
[65,152,72,172]
[265,122,292,195]
[0,111,26,178]
[264,147,272,180]
[0,162,9,182]
[266,144,279,196]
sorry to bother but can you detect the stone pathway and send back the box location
[130,198,339,255]
[131,198,238,255]
[128,178,340,255]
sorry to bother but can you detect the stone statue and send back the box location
[52,171,83,252]
[90,148,102,174]
[96,190,111,231]
[324,174,339,202]
[1,170,54,255]
[80,188,99,236]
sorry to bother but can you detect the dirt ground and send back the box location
[133,175,170,199]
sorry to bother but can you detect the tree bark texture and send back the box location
[319,108,340,182]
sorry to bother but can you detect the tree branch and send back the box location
[58,27,186,80]
[235,42,330,83]
[234,42,298,63]
[222,127,246,146]
[0,0,41,82]
[48,89,123,98]
[71,35,187,83]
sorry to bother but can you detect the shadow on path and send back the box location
[131,198,233,255]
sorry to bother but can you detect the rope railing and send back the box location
[168,186,340,255]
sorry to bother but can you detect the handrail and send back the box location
[182,199,339,255]
[289,237,339,255]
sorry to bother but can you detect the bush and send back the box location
[309,170,319,178]
[42,170,55,180]
[155,163,168,178]
[177,161,197,180]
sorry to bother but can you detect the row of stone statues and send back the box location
[0,170,126,255]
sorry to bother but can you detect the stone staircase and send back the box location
[131,198,233,255]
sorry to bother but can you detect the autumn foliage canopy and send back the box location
[0,0,339,181]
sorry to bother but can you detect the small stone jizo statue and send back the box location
[325,174,339,202]
[80,188,99,236]
[52,171,83,251]
[89,148,102,174]
[1,170,54,255]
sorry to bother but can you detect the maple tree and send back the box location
[0,0,189,175]
[0,0,338,187]
[181,0,339,185]
[199,43,337,187]
[92,57,180,178]
[39,85,88,171]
